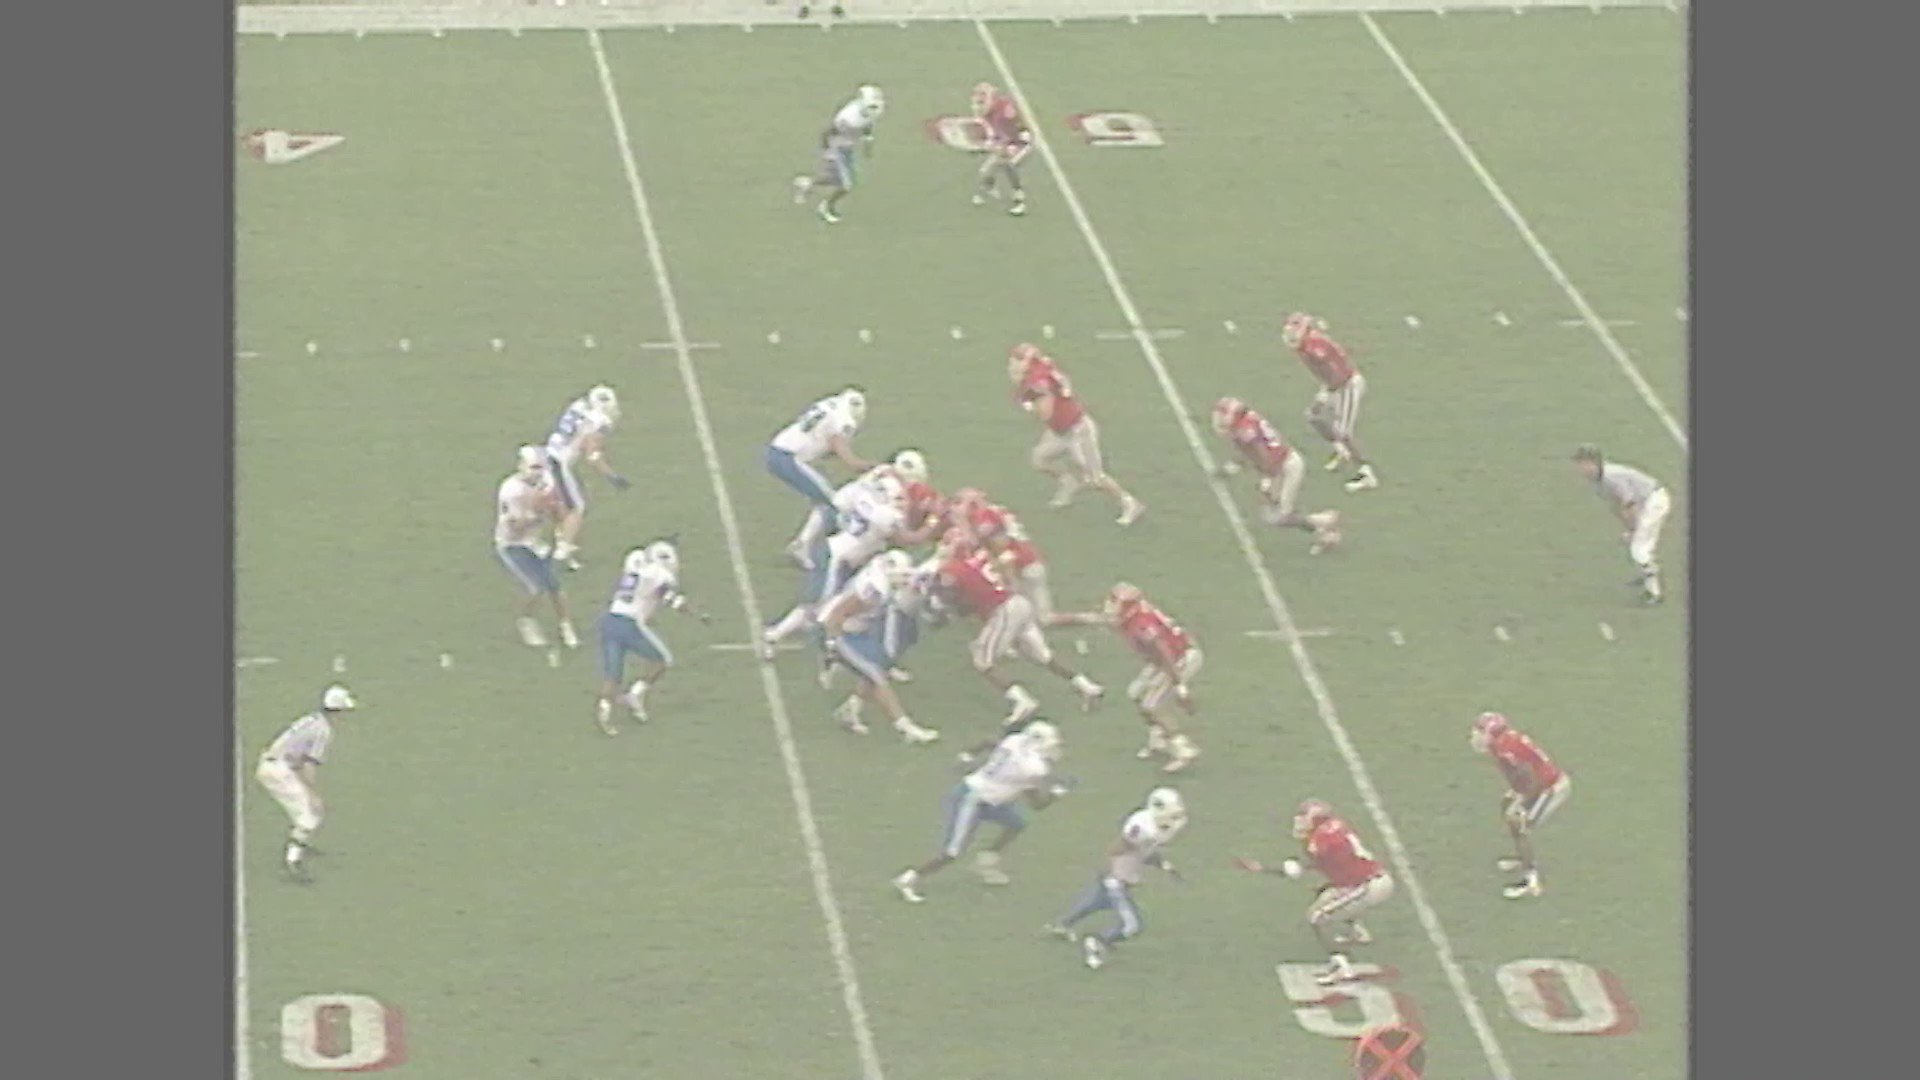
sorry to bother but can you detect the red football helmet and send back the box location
[1281,312,1327,350]
[971,82,997,117]
[1293,798,1334,840]
[1008,342,1045,382]
[1212,396,1249,436]
[1102,581,1145,620]
[1470,711,1510,753]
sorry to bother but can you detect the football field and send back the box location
[236,6,1688,1079]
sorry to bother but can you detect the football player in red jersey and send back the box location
[937,539,1104,727]
[970,82,1034,216]
[1236,799,1397,985]
[963,496,1062,628]
[1009,344,1147,526]
[1282,313,1379,493]
[1060,583,1203,771]
[1471,712,1572,900]
[1211,396,1342,553]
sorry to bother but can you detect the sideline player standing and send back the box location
[1048,787,1188,971]
[1009,344,1146,525]
[892,720,1070,901]
[969,82,1034,215]
[1282,314,1379,493]
[1236,799,1396,985]
[255,685,358,883]
[793,84,884,224]
[544,385,631,570]
[496,445,580,649]
[1573,445,1672,605]
[1470,712,1572,899]
[595,540,710,736]
[1212,396,1341,553]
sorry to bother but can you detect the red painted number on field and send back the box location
[280,994,407,1072]
[1067,112,1166,148]
[924,116,991,153]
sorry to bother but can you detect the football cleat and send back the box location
[1048,476,1082,508]
[1162,743,1201,774]
[893,718,939,745]
[1117,497,1146,526]
[972,192,988,207]
[558,622,580,650]
[517,617,548,649]
[1315,954,1358,986]
[791,175,813,203]
[834,699,869,736]
[1082,937,1108,970]
[891,869,926,904]
[1008,200,1028,217]
[594,702,620,737]
[1344,466,1380,493]
[1504,876,1544,900]
[816,202,841,225]
[1044,923,1081,943]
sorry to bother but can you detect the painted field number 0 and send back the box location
[1278,958,1638,1040]
[280,994,407,1072]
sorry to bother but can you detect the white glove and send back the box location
[1280,858,1304,880]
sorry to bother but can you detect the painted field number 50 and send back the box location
[280,994,407,1072]
[1279,958,1638,1040]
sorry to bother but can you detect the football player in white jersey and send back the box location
[766,388,874,570]
[819,551,939,744]
[545,385,632,569]
[594,539,710,736]
[892,720,1069,901]
[1047,788,1189,970]
[495,446,580,650]
[255,685,358,883]
[793,84,884,224]
[790,448,932,558]
[762,472,911,651]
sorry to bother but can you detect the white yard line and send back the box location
[973,20,1517,1079]
[234,723,253,1080]
[586,30,885,1080]
[1361,13,1687,452]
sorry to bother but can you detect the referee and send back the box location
[1573,445,1672,605]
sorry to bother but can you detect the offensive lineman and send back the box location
[1572,445,1672,605]
[819,550,940,744]
[495,446,580,649]
[1047,787,1189,971]
[544,385,632,570]
[793,84,885,224]
[892,720,1070,901]
[1212,396,1342,554]
[255,685,358,883]
[595,539,711,736]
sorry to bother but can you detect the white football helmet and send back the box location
[840,387,868,427]
[1008,342,1044,383]
[1280,312,1327,350]
[516,444,547,481]
[869,473,908,514]
[622,548,652,576]
[1022,720,1064,762]
[1292,798,1334,840]
[858,84,885,116]
[1103,582,1145,620]
[645,539,679,574]
[971,82,997,117]
[1470,711,1510,753]
[876,549,914,593]
[1146,786,1187,832]
[892,449,929,485]
[587,385,621,424]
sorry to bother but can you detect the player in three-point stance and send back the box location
[1211,396,1342,554]
[1572,444,1672,605]
[1236,799,1396,986]
[495,445,581,649]
[818,549,941,745]
[793,84,884,224]
[892,720,1070,901]
[255,685,359,884]
[766,388,874,570]
[543,385,631,570]
[1281,313,1379,494]
[594,539,710,736]
[969,82,1034,215]
[1470,712,1572,900]
[789,447,931,576]
[936,529,1104,728]
[1047,787,1189,971]
[1060,583,1204,772]
[1008,343,1146,525]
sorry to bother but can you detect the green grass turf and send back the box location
[238,13,1686,1079]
